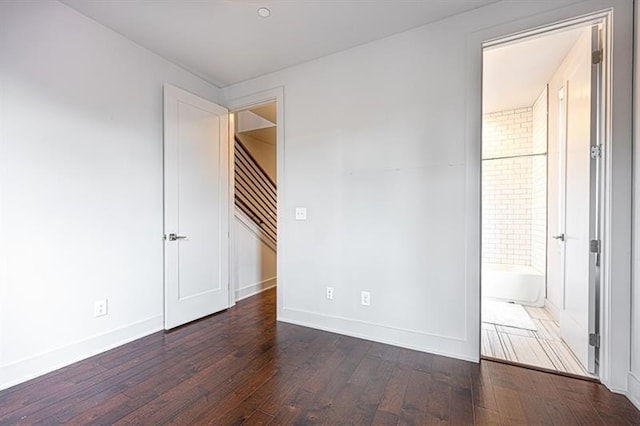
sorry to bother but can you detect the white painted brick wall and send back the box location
[482,103,547,269]
[531,89,548,273]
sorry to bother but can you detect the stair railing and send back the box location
[234,136,277,245]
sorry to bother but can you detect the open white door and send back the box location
[559,25,601,373]
[163,84,230,330]
[547,85,567,321]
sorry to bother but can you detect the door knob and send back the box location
[552,233,565,241]
[167,233,187,241]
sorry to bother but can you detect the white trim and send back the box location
[0,316,162,391]
[282,307,467,342]
[632,0,640,413]
[279,311,477,363]
[235,277,277,301]
[227,111,238,309]
[627,372,640,410]
[225,87,285,311]
[471,1,632,394]
[596,3,632,392]
[599,10,616,387]
[544,297,561,321]
[482,10,609,50]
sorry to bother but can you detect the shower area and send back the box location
[480,92,560,371]
[481,25,596,378]
[482,93,548,307]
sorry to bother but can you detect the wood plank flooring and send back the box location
[481,303,593,377]
[1,288,638,425]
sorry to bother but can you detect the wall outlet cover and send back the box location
[295,207,307,220]
[361,291,371,306]
[326,287,334,300]
[94,299,108,317]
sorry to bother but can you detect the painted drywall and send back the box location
[233,209,277,301]
[236,133,277,183]
[0,0,634,401]
[237,110,274,133]
[233,111,277,302]
[223,0,633,392]
[0,1,223,389]
[630,0,640,410]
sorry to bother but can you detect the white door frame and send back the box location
[479,11,612,380]
[225,87,285,313]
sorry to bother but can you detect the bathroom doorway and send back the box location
[481,18,606,378]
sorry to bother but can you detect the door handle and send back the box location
[167,233,187,241]
[552,233,565,241]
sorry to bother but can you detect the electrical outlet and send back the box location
[295,207,307,220]
[326,287,334,300]
[361,291,371,306]
[94,299,108,317]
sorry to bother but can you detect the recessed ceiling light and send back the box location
[257,7,271,18]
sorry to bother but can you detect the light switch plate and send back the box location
[295,207,307,220]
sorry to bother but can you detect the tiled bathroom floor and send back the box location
[481,305,595,378]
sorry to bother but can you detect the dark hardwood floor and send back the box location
[1,288,639,425]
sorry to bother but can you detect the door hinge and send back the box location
[589,333,600,348]
[592,49,603,64]
[590,239,601,254]
[590,145,602,159]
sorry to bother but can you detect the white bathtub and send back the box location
[482,263,545,307]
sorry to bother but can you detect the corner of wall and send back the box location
[627,372,640,410]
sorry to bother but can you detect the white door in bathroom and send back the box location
[553,26,602,374]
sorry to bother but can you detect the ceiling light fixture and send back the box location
[257,7,271,18]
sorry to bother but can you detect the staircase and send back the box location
[234,136,277,245]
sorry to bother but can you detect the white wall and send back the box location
[0,1,222,390]
[0,0,635,403]
[237,110,274,133]
[630,0,640,410]
[233,210,277,301]
[482,107,535,268]
[224,0,633,393]
[480,99,546,272]
[236,133,277,183]
[531,89,548,274]
[233,119,277,300]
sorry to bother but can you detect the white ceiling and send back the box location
[483,26,587,113]
[60,0,498,88]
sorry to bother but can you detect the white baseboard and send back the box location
[278,308,477,363]
[235,277,276,301]
[0,315,163,391]
[544,298,560,321]
[628,371,640,410]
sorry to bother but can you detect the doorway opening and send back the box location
[480,18,607,379]
[230,102,278,303]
